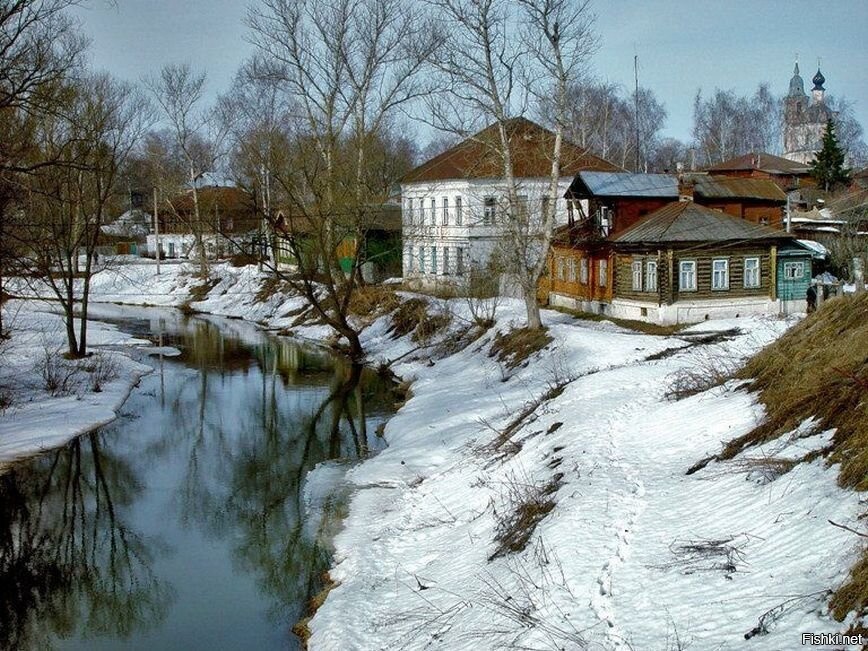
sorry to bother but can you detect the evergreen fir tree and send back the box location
[810,119,851,191]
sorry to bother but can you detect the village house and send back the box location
[146,180,261,260]
[704,152,813,195]
[546,177,818,324]
[400,118,620,289]
[271,203,402,282]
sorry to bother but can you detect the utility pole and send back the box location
[634,54,641,173]
[153,187,161,275]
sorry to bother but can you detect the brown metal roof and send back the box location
[694,176,787,202]
[612,201,790,244]
[403,117,621,183]
[704,152,810,175]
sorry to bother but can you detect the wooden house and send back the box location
[549,180,815,324]
[703,152,814,193]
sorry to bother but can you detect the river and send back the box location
[0,305,397,651]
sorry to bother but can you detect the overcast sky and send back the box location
[73,0,868,147]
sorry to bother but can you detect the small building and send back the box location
[565,171,788,233]
[548,182,816,324]
[703,152,813,194]
[400,117,621,289]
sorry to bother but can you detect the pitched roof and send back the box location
[693,176,787,202]
[611,201,789,244]
[403,117,621,184]
[570,171,675,198]
[568,171,785,203]
[704,152,811,175]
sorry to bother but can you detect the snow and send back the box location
[3,260,864,649]
[0,300,153,468]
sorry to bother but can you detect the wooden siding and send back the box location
[550,245,613,302]
[670,246,773,303]
[614,253,662,303]
[776,253,813,301]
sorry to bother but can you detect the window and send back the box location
[483,197,497,225]
[580,258,588,284]
[442,197,449,225]
[598,259,608,287]
[712,258,729,290]
[567,258,577,282]
[631,260,643,291]
[456,247,465,274]
[430,198,436,225]
[419,247,425,273]
[405,246,413,273]
[744,257,760,288]
[783,261,805,280]
[455,196,463,225]
[443,247,450,275]
[405,199,412,224]
[679,260,697,291]
[556,256,566,281]
[430,247,438,274]
[645,261,658,292]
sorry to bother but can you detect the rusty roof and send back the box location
[693,176,787,202]
[704,152,811,175]
[612,201,790,244]
[403,117,621,184]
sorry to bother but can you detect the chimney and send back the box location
[678,173,695,202]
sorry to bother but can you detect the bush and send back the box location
[35,344,81,396]
[228,253,257,267]
[490,472,563,560]
[79,352,120,392]
[388,297,430,339]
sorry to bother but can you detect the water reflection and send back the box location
[0,309,396,650]
[0,433,172,651]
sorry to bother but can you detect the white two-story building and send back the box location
[401,118,620,289]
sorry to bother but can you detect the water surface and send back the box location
[0,307,396,651]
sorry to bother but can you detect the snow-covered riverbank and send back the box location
[0,300,153,467]
[5,261,864,649]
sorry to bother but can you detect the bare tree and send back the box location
[145,64,224,278]
[0,0,89,337]
[243,0,437,361]
[692,84,782,165]
[426,0,598,330]
[19,73,151,356]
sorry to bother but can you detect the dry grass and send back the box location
[489,327,553,370]
[254,275,292,304]
[228,253,257,267]
[490,473,563,560]
[711,293,868,627]
[180,278,220,314]
[389,297,430,339]
[292,572,338,646]
[349,285,401,319]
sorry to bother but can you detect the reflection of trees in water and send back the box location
[168,332,395,633]
[0,433,173,651]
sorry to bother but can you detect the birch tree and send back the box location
[145,64,222,278]
[244,0,438,361]
[427,0,598,330]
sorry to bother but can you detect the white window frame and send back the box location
[430,198,436,225]
[483,197,497,225]
[419,246,426,274]
[443,246,450,275]
[567,258,577,282]
[712,258,729,291]
[631,260,643,291]
[783,260,805,280]
[456,247,465,274]
[679,260,697,291]
[442,196,449,225]
[430,246,438,274]
[743,257,760,288]
[455,196,463,225]
[407,198,414,224]
[598,259,608,288]
[580,258,588,284]
[556,256,566,281]
[645,260,658,292]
